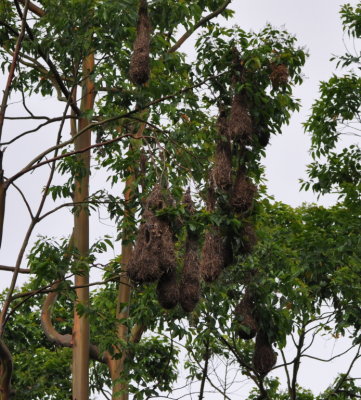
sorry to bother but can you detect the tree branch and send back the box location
[168,0,232,53]
[18,0,44,17]
[0,338,12,399]
[0,265,30,274]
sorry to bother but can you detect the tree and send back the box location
[303,2,361,208]
[8,0,361,399]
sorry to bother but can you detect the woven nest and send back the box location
[234,291,258,340]
[216,109,229,139]
[253,330,277,376]
[145,184,174,211]
[180,238,201,312]
[157,269,179,309]
[229,94,253,142]
[270,64,289,89]
[212,141,232,190]
[127,210,176,283]
[200,228,230,283]
[256,127,271,147]
[240,223,257,255]
[231,171,257,213]
[129,0,151,85]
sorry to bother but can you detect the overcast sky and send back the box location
[1,0,360,398]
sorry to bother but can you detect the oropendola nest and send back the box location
[270,63,289,89]
[145,183,174,212]
[229,94,253,142]
[240,223,258,255]
[129,0,151,85]
[234,291,258,340]
[200,228,231,283]
[127,210,176,283]
[253,330,277,376]
[231,171,257,213]
[212,141,232,190]
[157,269,179,310]
[180,238,201,312]
[216,109,229,139]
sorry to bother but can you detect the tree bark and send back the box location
[72,53,95,400]
[0,339,12,400]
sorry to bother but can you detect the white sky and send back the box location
[1,0,360,398]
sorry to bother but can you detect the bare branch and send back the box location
[18,0,44,17]
[0,265,30,274]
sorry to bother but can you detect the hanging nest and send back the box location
[129,0,151,85]
[216,109,229,139]
[270,63,289,89]
[157,269,179,309]
[179,238,201,312]
[228,94,253,142]
[240,223,258,255]
[212,141,232,190]
[127,210,176,283]
[256,126,271,147]
[234,291,258,340]
[145,183,174,211]
[253,330,277,376]
[231,171,257,213]
[200,227,231,283]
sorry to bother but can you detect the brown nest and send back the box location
[270,64,289,89]
[129,0,151,85]
[127,210,176,283]
[145,184,172,211]
[200,227,230,283]
[253,330,277,376]
[234,291,258,340]
[216,109,229,139]
[228,94,253,142]
[157,269,179,309]
[180,238,201,312]
[212,141,232,190]
[240,223,258,255]
[231,171,257,213]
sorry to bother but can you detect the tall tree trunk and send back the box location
[0,339,12,400]
[72,53,95,400]
[110,123,145,400]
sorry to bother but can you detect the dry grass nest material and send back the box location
[270,64,289,88]
[127,210,176,283]
[212,141,232,190]
[157,269,179,309]
[231,172,257,213]
[240,223,257,255]
[234,291,258,340]
[200,227,231,283]
[216,109,229,139]
[229,94,253,142]
[180,239,201,312]
[129,0,151,85]
[253,330,277,376]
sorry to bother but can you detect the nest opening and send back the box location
[129,0,151,85]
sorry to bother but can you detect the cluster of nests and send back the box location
[234,289,277,376]
[127,186,201,313]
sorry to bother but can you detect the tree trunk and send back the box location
[110,122,145,400]
[72,53,95,400]
[0,339,12,400]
